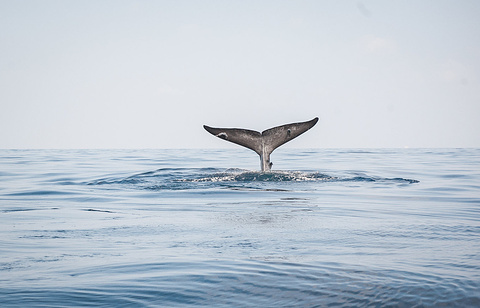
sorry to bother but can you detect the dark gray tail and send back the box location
[203,117,318,171]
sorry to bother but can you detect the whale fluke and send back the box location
[204,117,318,171]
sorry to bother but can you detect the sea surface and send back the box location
[0,148,479,307]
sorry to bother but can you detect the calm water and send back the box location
[0,148,479,307]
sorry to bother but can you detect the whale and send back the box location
[203,117,318,172]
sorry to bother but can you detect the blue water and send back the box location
[1,148,479,307]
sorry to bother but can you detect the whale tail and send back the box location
[203,117,318,171]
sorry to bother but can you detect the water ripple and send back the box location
[1,260,478,307]
[85,168,418,191]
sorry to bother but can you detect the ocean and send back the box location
[1,148,479,307]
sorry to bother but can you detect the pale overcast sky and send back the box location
[1,0,479,149]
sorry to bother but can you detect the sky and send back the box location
[1,0,479,149]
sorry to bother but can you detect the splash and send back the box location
[186,169,335,182]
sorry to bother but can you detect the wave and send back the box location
[1,259,477,307]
